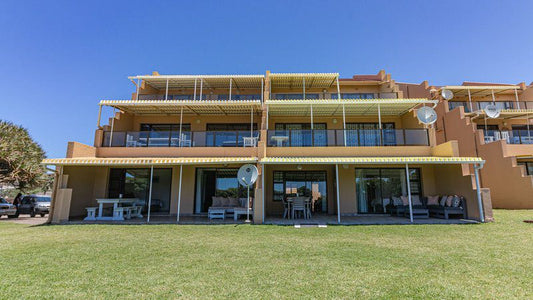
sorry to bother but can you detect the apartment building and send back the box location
[427,82,533,209]
[43,71,493,224]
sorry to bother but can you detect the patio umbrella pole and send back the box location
[246,186,251,223]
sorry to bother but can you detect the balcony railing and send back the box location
[266,129,429,147]
[449,101,533,113]
[483,130,533,145]
[102,131,260,147]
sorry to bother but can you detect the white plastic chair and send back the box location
[501,131,510,143]
[179,133,192,147]
[243,136,258,147]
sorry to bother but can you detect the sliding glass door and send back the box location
[272,171,327,213]
[108,168,172,214]
[355,168,421,214]
[194,168,251,213]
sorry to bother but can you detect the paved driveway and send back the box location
[0,215,48,225]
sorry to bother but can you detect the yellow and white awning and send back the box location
[260,156,483,165]
[42,157,258,166]
[128,74,264,90]
[269,73,339,89]
[100,100,262,115]
[265,98,437,116]
[441,85,520,97]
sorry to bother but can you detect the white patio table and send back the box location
[95,198,140,221]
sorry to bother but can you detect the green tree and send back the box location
[0,120,49,193]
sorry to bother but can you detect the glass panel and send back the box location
[356,169,381,213]
[195,169,252,213]
[148,131,171,147]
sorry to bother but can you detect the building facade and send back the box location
[44,71,503,224]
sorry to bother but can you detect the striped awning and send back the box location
[42,157,258,166]
[441,85,520,97]
[260,156,483,165]
[128,74,264,90]
[100,100,261,115]
[265,98,437,116]
[269,73,339,89]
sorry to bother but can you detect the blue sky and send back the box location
[1,0,532,158]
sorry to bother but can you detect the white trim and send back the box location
[147,165,154,223]
[177,165,183,223]
[335,164,340,224]
[405,164,413,223]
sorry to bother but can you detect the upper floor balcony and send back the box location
[449,101,533,113]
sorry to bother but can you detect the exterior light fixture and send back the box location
[297,165,303,170]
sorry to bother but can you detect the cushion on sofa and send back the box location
[392,196,403,206]
[427,195,439,205]
[445,196,454,207]
[451,196,461,207]
[440,196,448,206]
[220,197,230,207]
[229,197,240,207]
[412,195,422,206]
[212,197,222,207]
[400,196,409,206]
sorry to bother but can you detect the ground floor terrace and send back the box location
[44,156,491,225]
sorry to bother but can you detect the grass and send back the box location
[0,210,532,299]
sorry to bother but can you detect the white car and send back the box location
[0,198,17,218]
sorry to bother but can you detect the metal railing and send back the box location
[483,130,533,145]
[102,131,260,147]
[266,129,429,147]
[449,101,533,113]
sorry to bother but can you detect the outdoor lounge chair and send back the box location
[388,195,429,219]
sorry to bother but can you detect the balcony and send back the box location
[102,131,260,148]
[483,130,533,145]
[266,129,429,147]
[449,101,533,113]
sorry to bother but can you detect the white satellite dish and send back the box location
[237,164,258,223]
[238,164,258,187]
[484,104,501,118]
[416,106,438,125]
[441,89,454,100]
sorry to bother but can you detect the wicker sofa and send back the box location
[427,195,467,219]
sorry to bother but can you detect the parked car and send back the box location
[17,195,51,217]
[0,197,17,218]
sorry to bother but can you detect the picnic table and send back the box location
[94,198,142,221]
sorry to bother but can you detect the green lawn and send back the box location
[0,210,532,299]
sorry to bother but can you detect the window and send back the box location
[355,168,421,214]
[345,123,395,146]
[217,94,261,100]
[273,123,327,146]
[272,171,327,213]
[195,168,253,213]
[205,124,258,147]
[140,124,191,132]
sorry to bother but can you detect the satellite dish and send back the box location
[238,164,258,187]
[416,106,438,125]
[484,104,501,118]
[441,89,454,100]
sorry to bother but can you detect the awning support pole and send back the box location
[474,164,484,223]
[515,88,520,109]
[310,104,314,130]
[261,78,264,104]
[136,78,140,101]
[97,105,102,128]
[251,107,253,140]
[491,89,496,104]
[193,78,197,100]
[178,107,183,147]
[468,89,473,112]
[109,107,116,146]
[342,104,346,146]
[199,78,203,100]
[165,78,169,101]
[266,105,269,129]
[147,165,154,223]
[336,76,341,100]
[405,164,413,223]
[303,77,306,100]
[229,78,232,101]
[527,112,531,141]
[336,164,341,224]
[176,165,183,223]
[378,104,382,146]
[262,164,265,223]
